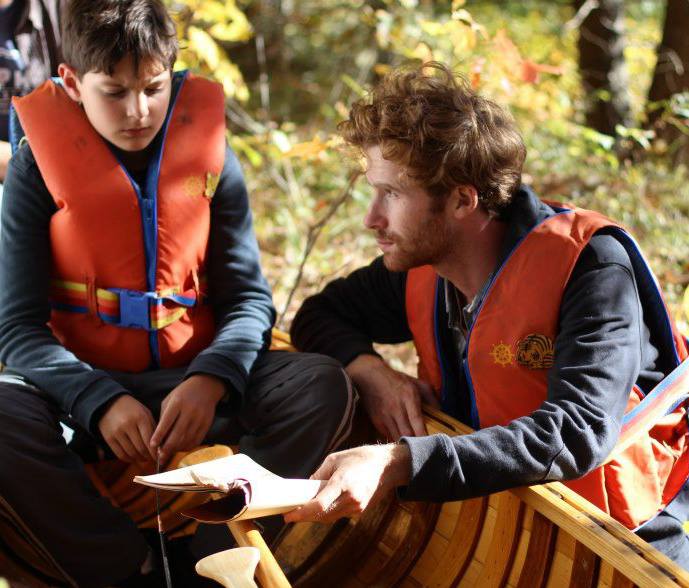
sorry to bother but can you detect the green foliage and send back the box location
[168,0,689,335]
[166,0,251,100]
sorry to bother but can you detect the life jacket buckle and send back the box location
[110,288,156,330]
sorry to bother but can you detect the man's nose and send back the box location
[364,198,386,230]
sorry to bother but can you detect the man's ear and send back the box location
[58,63,82,104]
[449,185,479,220]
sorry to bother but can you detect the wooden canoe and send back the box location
[268,406,689,588]
[3,393,689,586]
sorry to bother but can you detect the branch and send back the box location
[255,33,271,121]
[277,170,361,327]
[564,0,598,33]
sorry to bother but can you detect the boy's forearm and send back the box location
[0,140,11,181]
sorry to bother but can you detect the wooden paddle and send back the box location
[178,446,291,588]
[195,546,260,588]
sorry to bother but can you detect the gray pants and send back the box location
[0,351,355,587]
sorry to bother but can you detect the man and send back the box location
[286,62,689,567]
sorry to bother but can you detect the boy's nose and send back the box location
[127,92,149,119]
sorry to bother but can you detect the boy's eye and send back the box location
[145,86,162,96]
[104,89,126,98]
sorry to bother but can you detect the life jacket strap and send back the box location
[50,279,203,331]
[614,359,689,457]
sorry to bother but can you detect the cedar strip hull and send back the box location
[3,406,689,587]
[273,406,689,588]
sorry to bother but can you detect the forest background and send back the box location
[165,0,689,372]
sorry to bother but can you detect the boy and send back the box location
[0,1,354,586]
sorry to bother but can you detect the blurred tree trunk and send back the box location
[646,0,689,160]
[574,0,632,136]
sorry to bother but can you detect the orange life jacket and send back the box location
[406,204,689,529]
[12,72,225,371]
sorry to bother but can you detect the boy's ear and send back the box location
[58,63,82,104]
[449,185,479,220]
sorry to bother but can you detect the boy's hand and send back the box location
[98,395,157,463]
[346,355,439,441]
[284,443,411,524]
[150,374,226,464]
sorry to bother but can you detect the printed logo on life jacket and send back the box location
[183,173,220,200]
[490,342,514,367]
[516,334,554,369]
[184,175,205,197]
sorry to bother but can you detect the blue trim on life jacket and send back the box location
[622,359,689,426]
[143,70,188,367]
[8,103,23,154]
[433,277,465,420]
[606,227,681,376]
[432,278,448,409]
[106,70,188,367]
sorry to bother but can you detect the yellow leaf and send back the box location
[284,137,329,159]
[209,20,253,43]
[214,61,249,101]
[188,26,220,70]
[683,285,689,326]
[195,2,226,23]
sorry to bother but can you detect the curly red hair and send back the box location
[338,62,526,214]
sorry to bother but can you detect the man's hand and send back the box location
[150,374,226,463]
[347,354,439,440]
[284,443,411,524]
[98,395,157,463]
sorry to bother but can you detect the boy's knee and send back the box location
[294,354,353,412]
[0,383,32,432]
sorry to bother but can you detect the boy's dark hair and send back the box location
[339,62,526,214]
[62,0,178,76]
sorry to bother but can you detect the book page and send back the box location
[133,453,322,522]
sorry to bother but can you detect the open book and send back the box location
[133,454,322,523]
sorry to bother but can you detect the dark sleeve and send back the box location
[184,145,275,406]
[290,256,411,366]
[0,145,128,432]
[400,234,642,501]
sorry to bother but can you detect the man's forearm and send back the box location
[291,256,412,364]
